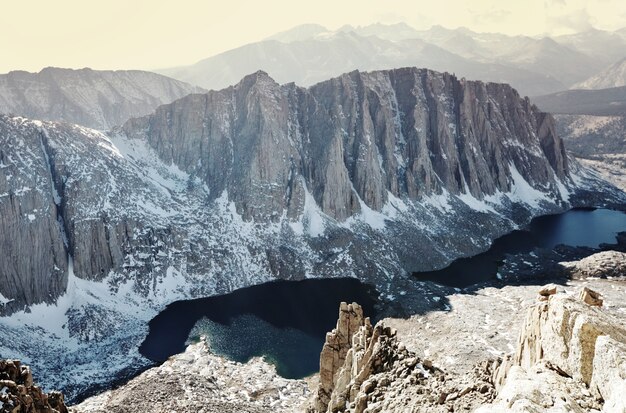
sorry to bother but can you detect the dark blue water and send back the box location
[139,278,378,379]
[140,208,626,379]
[414,208,626,287]
[528,208,626,249]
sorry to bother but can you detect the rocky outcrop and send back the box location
[560,250,626,279]
[72,338,309,413]
[0,360,67,413]
[315,302,365,412]
[480,287,626,412]
[0,67,204,130]
[310,302,496,413]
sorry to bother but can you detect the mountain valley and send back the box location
[1,12,626,413]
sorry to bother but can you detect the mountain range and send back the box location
[1,19,626,407]
[2,68,622,399]
[158,23,626,97]
[0,67,204,130]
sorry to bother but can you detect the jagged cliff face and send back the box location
[0,68,622,399]
[0,67,587,314]
[0,67,205,130]
[124,68,570,222]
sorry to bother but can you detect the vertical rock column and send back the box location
[314,302,365,412]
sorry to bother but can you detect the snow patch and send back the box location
[422,190,453,213]
[290,182,326,237]
[457,187,498,214]
[506,164,550,208]
[0,293,13,305]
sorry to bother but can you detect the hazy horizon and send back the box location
[2,0,626,74]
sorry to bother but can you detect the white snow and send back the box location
[457,186,498,214]
[290,182,326,237]
[0,293,12,305]
[421,190,453,213]
[506,164,550,209]
[350,197,388,231]
[1,256,157,342]
[555,179,571,202]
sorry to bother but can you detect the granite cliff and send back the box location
[0,68,623,399]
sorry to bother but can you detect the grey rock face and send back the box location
[0,68,621,317]
[0,67,205,130]
[481,289,626,412]
[0,118,68,309]
[125,68,570,222]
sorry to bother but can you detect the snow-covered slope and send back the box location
[0,68,622,401]
[572,57,626,90]
[0,67,205,130]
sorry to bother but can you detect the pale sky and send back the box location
[1,0,625,74]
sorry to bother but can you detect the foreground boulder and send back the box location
[560,250,626,279]
[479,286,626,412]
[0,359,67,413]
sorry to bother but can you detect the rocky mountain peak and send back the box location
[0,67,205,129]
[123,67,573,223]
[236,70,278,89]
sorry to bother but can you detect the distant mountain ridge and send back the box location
[532,86,626,116]
[0,67,205,129]
[158,31,567,96]
[158,23,626,97]
[573,58,626,90]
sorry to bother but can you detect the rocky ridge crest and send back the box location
[480,286,626,412]
[309,302,496,413]
[0,67,205,130]
[0,360,67,413]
